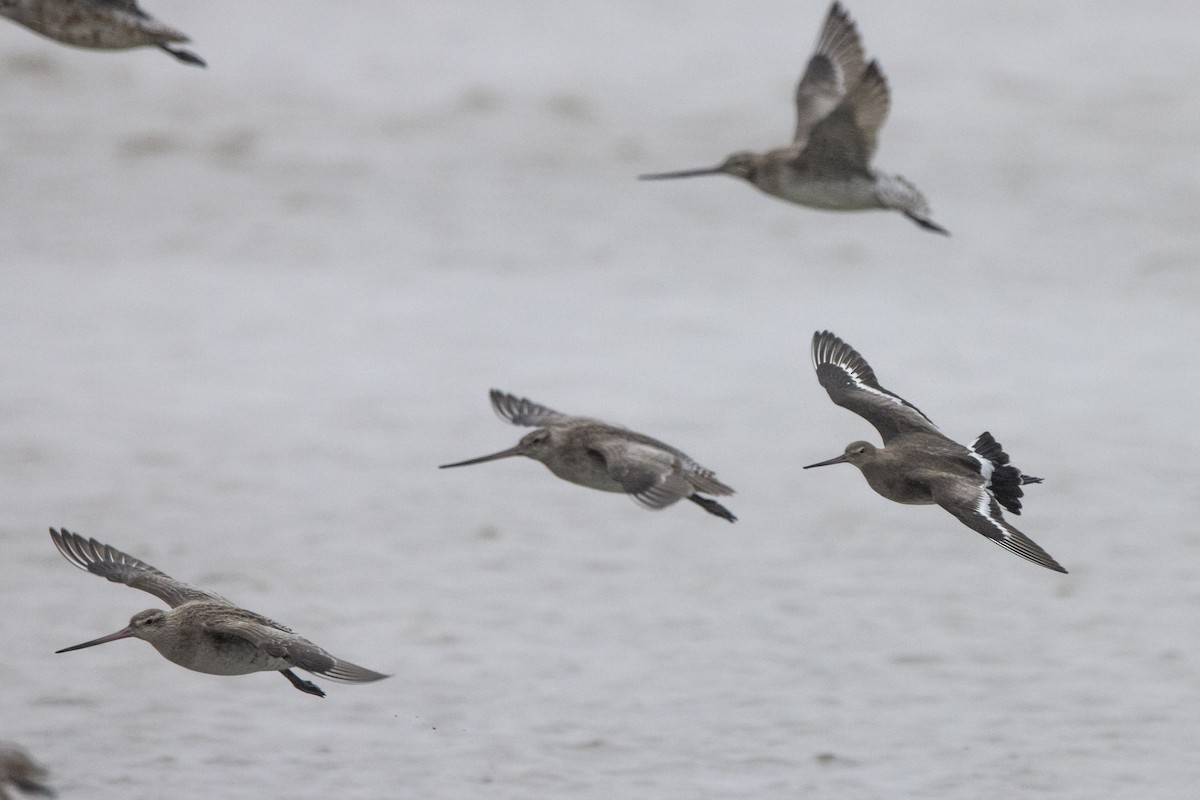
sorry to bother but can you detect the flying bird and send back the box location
[0,0,205,66]
[804,331,1064,572]
[49,528,389,697]
[640,2,945,234]
[441,390,737,521]
[0,742,55,800]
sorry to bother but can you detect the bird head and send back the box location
[439,428,556,469]
[56,608,168,653]
[803,440,877,470]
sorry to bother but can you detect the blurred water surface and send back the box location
[2,2,1199,798]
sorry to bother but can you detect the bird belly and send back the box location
[153,635,288,676]
[767,175,881,211]
[862,468,934,505]
[19,7,183,49]
[544,457,625,493]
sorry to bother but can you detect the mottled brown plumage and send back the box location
[640,2,945,233]
[441,390,736,521]
[50,528,388,697]
[0,0,204,65]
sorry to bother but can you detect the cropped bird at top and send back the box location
[49,528,389,697]
[440,390,737,522]
[639,2,946,234]
[804,331,1065,573]
[0,0,205,66]
[0,742,54,800]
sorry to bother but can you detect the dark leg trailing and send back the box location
[689,495,737,523]
[280,668,325,697]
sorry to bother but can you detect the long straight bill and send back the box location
[802,453,851,469]
[56,625,135,653]
[637,166,725,180]
[438,445,524,469]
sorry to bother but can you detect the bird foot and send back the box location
[689,495,737,522]
[158,44,207,67]
[904,211,950,236]
[281,669,326,698]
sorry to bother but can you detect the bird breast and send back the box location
[769,172,883,210]
[859,460,936,505]
[540,447,626,493]
[147,627,290,676]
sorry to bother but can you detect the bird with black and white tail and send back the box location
[803,330,1065,573]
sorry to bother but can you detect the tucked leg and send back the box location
[689,494,737,522]
[280,669,326,698]
[12,777,54,797]
[903,210,949,236]
[158,44,206,67]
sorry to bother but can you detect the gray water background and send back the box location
[2,1,1200,797]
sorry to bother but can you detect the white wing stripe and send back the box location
[974,491,1010,540]
[967,449,994,484]
[829,353,910,410]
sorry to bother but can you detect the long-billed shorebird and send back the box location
[49,528,389,697]
[0,0,205,66]
[639,2,946,234]
[804,331,1064,573]
[440,390,737,522]
[0,742,54,800]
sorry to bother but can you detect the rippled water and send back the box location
[2,2,1200,798]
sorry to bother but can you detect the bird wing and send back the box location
[0,744,52,797]
[620,430,735,497]
[90,0,147,14]
[929,480,1067,573]
[89,0,195,44]
[793,2,867,144]
[811,331,937,443]
[50,528,229,608]
[588,438,694,509]
[489,389,574,427]
[795,59,890,175]
[208,616,389,683]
